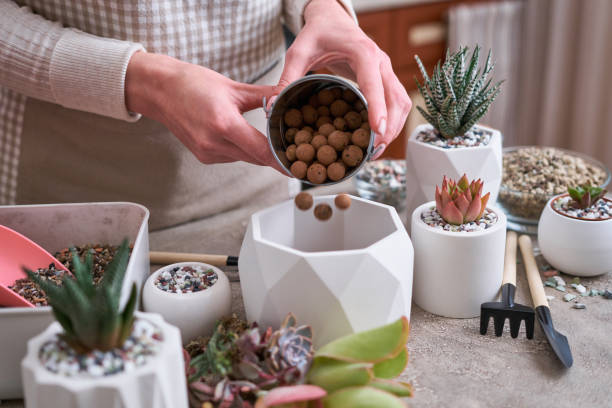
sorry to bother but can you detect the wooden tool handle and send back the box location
[502,231,518,286]
[149,251,236,267]
[518,235,548,308]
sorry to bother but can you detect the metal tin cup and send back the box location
[265,74,375,186]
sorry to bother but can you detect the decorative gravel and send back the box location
[39,318,163,377]
[355,160,406,210]
[9,265,69,307]
[415,126,491,148]
[552,196,612,220]
[155,265,218,294]
[420,206,498,232]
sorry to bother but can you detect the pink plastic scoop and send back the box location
[0,225,70,308]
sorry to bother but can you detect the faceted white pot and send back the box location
[21,312,187,408]
[538,195,612,277]
[143,262,232,344]
[405,124,502,223]
[239,195,414,347]
[411,202,506,318]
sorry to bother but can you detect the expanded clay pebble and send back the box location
[329,130,349,151]
[342,145,364,167]
[314,203,333,221]
[285,144,297,161]
[284,108,303,128]
[317,106,330,117]
[307,163,327,184]
[319,123,335,136]
[360,109,368,121]
[342,89,358,103]
[295,192,313,210]
[311,134,328,150]
[330,99,350,117]
[301,105,318,124]
[352,128,370,148]
[290,161,308,179]
[302,126,314,134]
[331,87,342,99]
[354,100,365,111]
[333,117,347,131]
[308,94,320,108]
[318,89,334,106]
[296,143,315,163]
[361,122,370,131]
[328,161,346,181]
[295,130,313,145]
[344,111,362,130]
[285,128,298,143]
[316,116,332,128]
[317,145,337,165]
[335,194,351,209]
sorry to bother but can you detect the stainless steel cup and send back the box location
[264,74,375,186]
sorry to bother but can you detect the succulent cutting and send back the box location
[415,45,503,139]
[568,184,607,209]
[24,239,136,353]
[435,174,490,225]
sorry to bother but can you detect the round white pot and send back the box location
[405,124,502,224]
[143,262,232,344]
[411,202,507,318]
[239,195,414,347]
[538,195,612,277]
[21,312,187,408]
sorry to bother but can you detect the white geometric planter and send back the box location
[406,124,502,223]
[21,312,187,408]
[143,262,232,344]
[411,202,506,318]
[239,195,414,346]
[538,195,612,277]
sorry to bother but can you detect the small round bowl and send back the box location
[354,160,406,213]
[142,262,231,344]
[498,146,610,234]
[538,195,612,277]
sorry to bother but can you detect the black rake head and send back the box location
[480,283,535,338]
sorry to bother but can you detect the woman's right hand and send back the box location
[125,52,282,170]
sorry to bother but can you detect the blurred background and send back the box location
[352,0,612,170]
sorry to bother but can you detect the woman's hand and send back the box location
[125,52,281,169]
[278,0,412,159]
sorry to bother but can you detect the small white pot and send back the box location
[239,195,414,346]
[538,195,612,277]
[143,262,232,344]
[411,202,507,318]
[405,124,502,223]
[21,312,187,408]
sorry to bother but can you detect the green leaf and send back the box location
[101,239,130,306]
[307,358,372,393]
[72,251,95,296]
[414,54,430,84]
[118,283,138,345]
[373,348,408,379]
[416,106,437,128]
[323,386,407,408]
[568,187,583,202]
[368,378,413,397]
[315,317,409,364]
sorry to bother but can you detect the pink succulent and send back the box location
[435,174,490,225]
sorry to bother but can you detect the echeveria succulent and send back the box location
[435,174,490,225]
[568,184,607,209]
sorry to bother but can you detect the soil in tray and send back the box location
[8,244,131,307]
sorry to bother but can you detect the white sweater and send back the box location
[0,0,356,228]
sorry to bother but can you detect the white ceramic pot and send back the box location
[405,124,502,223]
[411,202,507,318]
[239,195,414,347]
[21,312,187,408]
[538,195,612,277]
[0,202,150,399]
[143,262,232,343]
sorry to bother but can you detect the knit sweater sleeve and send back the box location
[0,0,145,122]
[283,0,357,35]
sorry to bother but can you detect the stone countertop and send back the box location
[4,184,611,407]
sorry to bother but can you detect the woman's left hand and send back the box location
[277,0,412,159]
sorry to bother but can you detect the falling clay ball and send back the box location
[334,194,351,210]
[314,203,333,221]
[294,192,313,211]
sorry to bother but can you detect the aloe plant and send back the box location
[24,239,136,353]
[435,174,490,225]
[568,184,607,209]
[415,45,503,139]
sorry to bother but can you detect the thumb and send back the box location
[235,83,277,112]
[275,42,311,95]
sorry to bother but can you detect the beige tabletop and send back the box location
[3,182,611,407]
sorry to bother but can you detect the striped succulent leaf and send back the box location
[414,45,503,139]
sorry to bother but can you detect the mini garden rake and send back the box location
[480,231,535,338]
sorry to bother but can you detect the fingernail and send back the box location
[372,143,386,160]
[378,118,387,137]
